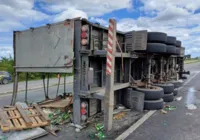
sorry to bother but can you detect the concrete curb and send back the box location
[0,82,73,97]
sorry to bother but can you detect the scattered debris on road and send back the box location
[0,102,50,132]
[88,123,105,140]
[185,104,197,110]
[0,127,48,140]
[163,121,168,126]
[164,105,176,111]
[175,96,182,101]
[160,109,168,114]
[186,112,193,116]
[113,112,126,120]
[44,125,60,136]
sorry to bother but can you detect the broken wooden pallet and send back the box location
[0,103,50,132]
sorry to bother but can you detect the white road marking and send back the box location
[182,71,200,87]
[115,110,156,140]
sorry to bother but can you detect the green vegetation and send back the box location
[184,58,200,64]
[0,56,73,82]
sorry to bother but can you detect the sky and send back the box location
[0,0,200,58]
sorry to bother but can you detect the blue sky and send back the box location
[0,0,200,58]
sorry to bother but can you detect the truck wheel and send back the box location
[163,93,174,102]
[135,86,164,100]
[146,43,166,53]
[176,40,182,47]
[166,45,176,54]
[166,36,176,45]
[152,83,174,94]
[2,79,8,84]
[148,32,167,43]
[167,80,183,88]
[173,88,178,96]
[144,99,164,110]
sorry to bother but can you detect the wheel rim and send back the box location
[3,79,8,84]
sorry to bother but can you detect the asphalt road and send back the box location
[0,76,73,94]
[0,84,73,107]
[126,62,200,140]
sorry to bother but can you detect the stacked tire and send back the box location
[175,40,182,55]
[135,86,164,110]
[134,32,167,53]
[152,83,174,102]
[166,36,177,55]
[166,80,183,96]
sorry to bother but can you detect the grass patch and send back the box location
[184,59,200,64]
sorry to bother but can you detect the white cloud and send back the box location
[39,0,131,16]
[155,5,191,21]
[54,8,88,22]
[0,46,13,58]
[90,17,108,25]
[140,0,200,13]
[0,0,49,22]
[0,20,25,32]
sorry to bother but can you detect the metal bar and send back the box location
[42,74,47,98]
[11,31,18,106]
[160,57,163,81]
[73,20,81,125]
[56,74,61,97]
[11,72,18,105]
[147,56,151,86]
[104,19,117,131]
[46,74,50,99]
[25,73,28,103]
[64,74,66,93]
[166,58,169,80]
[81,55,89,91]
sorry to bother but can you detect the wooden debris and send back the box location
[44,125,60,136]
[113,112,126,120]
[0,103,50,132]
[161,109,168,114]
[39,97,72,109]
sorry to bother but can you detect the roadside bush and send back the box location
[0,56,73,82]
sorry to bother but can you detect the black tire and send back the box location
[146,43,166,53]
[2,79,8,84]
[173,88,178,96]
[176,40,182,47]
[148,32,167,43]
[176,48,181,55]
[144,99,164,110]
[163,93,174,102]
[167,80,183,88]
[166,45,176,54]
[167,36,176,45]
[123,88,145,110]
[135,86,164,100]
[152,83,174,93]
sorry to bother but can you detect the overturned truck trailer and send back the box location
[12,18,187,127]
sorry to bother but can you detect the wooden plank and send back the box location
[14,110,26,128]
[16,104,32,126]
[30,109,42,124]
[40,98,71,108]
[33,104,50,122]
[0,108,9,127]
[6,111,14,128]
[4,107,33,111]
[8,111,22,130]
